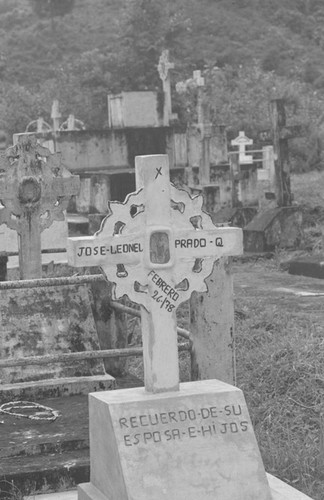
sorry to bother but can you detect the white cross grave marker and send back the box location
[231,130,253,164]
[68,155,243,393]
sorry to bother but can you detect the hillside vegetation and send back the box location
[1,0,324,170]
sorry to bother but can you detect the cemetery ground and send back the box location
[126,260,324,500]
[1,170,324,499]
[123,170,324,500]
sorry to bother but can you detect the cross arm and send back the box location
[173,226,243,259]
[68,233,145,268]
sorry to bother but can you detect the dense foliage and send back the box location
[1,0,324,169]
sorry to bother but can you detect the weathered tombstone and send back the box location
[192,69,212,186]
[231,131,253,164]
[68,154,272,500]
[0,135,80,279]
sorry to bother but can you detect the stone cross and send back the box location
[192,70,205,126]
[158,50,177,125]
[0,135,80,279]
[51,99,61,132]
[192,70,212,185]
[68,155,243,393]
[231,131,253,164]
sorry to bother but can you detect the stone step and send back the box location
[23,475,315,500]
[0,394,90,497]
[1,436,89,460]
[0,376,144,496]
[0,448,90,498]
[0,395,89,460]
[0,374,115,403]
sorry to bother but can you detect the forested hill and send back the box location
[1,0,324,169]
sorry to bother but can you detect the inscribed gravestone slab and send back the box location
[81,381,271,500]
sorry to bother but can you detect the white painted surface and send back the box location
[86,380,272,500]
[107,92,162,128]
[25,492,77,500]
[274,287,324,297]
[1,218,68,254]
[231,131,253,164]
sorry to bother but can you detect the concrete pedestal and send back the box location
[79,379,272,500]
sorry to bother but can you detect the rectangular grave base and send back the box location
[78,483,108,500]
[81,379,272,500]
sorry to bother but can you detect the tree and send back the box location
[29,0,74,18]
[115,0,189,91]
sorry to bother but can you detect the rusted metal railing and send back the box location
[0,248,67,257]
[0,344,191,368]
[0,274,191,340]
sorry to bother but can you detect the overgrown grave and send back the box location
[181,71,258,228]
[0,135,113,393]
[244,99,305,253]
[68,154,276,500]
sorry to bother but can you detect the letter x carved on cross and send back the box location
[68,155,243,393]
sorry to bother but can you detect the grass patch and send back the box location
[125,257,324,499]
[235,271,324,500]
[292,170,324,207]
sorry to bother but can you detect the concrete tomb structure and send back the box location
[0,135,113,395]
[68,154,273,500]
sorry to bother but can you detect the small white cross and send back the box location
[231,131,253,164]
[192,70,205,87]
